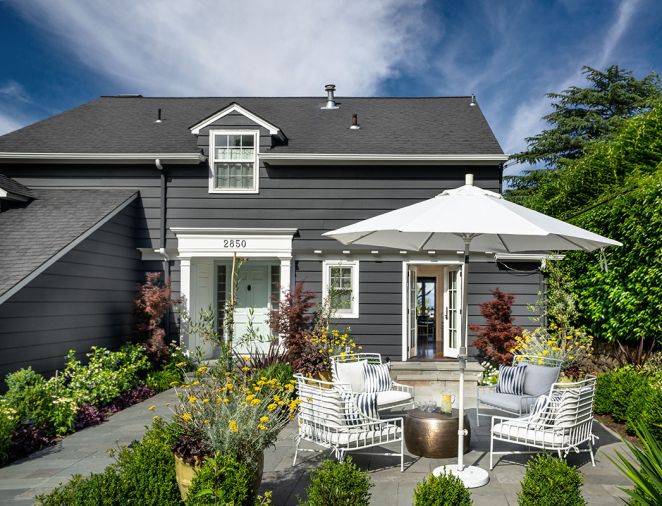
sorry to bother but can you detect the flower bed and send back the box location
[0,341,192,467]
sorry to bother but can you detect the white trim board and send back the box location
[0,192,139,305]
[172,227,296,259]
[0,153,205,164]
[260,153,509,165]
[190,103,282,135]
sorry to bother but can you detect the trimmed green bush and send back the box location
[626,382,662,442]
[593,370,615,414]
[299,457,372,506]
[609,366,647,423]
[518,454,585,506]
[0,399,17,466]
[186,452,253,506]
[413,471,472,505]
[35,420,180,505]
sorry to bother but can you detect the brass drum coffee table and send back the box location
[404,408,471,458]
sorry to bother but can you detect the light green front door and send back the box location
[233,264,272,352]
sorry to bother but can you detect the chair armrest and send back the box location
[391,382,413,394]
[490,414,531,429]
[341,417,403,432]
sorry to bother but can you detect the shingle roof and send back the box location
[0,189,137,300]
[0,174,35,199]
[0,96,503,155]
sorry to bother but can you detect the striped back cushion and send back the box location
[496,365,527,395]
[341,391,380,425]
[364,362,392,392]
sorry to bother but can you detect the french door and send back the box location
[407,265,417,358]
[443,266,462,357]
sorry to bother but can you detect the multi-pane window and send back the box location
[323,261,359,318]
[211,132,257,192]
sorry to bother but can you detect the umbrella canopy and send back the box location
[324,174,620,487]
[323,179,621,252]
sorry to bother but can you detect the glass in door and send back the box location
[443,267,461,357]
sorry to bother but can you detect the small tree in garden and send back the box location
[134,272,178,363]
[469,288,522,365]
[269,283,316,364]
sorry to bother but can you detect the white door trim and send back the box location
[401,260,461,362]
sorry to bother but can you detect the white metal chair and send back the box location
[293,373,404,471]
[489,375,597,469]
[476,355,563,426]
[329,352,414,412]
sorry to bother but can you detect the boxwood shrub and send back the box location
[298,457,372,506]
[518,453,585,506]
[35,419,181,506]
[413,471,472,506]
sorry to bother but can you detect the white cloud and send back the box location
[596,0,641,68]
[0,80,31,103]
[12,0,430,96]
[0,110,25,136]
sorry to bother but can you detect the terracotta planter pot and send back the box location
[174,451,264,502]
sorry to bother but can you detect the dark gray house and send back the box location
[0,86,542,380]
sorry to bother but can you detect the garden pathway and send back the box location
[0,389,633,505]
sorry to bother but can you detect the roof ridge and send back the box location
[99,95,474,100]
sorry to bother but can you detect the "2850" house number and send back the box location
[223,239,247,248]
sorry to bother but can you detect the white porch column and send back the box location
[278,257,292,301]
[179,257,191,348]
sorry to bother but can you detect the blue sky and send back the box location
[0,0,660,176]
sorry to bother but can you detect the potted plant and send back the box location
[170,362,298,501]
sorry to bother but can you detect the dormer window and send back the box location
[209,130,258,193]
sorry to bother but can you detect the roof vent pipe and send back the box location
[465,173,474,186]
[321,84,339,109]
[469,94,476,106]
[350,113,360,130]
[155,108,162,123]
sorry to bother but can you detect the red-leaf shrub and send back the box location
[74,404,105,430]
[469,288,523,365]
[269,283,316,365]
[134,273,179,364]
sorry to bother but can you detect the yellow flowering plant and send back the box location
[296,327,362,376]
[511,324,593,367]
[171,362,299,468]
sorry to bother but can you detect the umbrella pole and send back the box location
[432,234,489,488]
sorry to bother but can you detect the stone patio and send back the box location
[0,389,633,505]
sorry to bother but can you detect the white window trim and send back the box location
[322,260,360,319]
[208,129,260,194]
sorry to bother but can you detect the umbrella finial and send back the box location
[465,173,474,186]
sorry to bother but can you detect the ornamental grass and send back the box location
[171,361,299,468]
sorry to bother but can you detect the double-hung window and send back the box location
[322,260,359,318]
[209,131,258,193]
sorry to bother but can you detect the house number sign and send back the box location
[223,239,247,248]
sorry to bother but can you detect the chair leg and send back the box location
[292,436,300,466]
[588,440,595,467]
[400,438,404,472]
[476,401,480,427]
[489,434,494,470]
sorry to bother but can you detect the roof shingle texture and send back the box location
[0,96,503,155]
[0,189,137,299]
[0,174,35,199]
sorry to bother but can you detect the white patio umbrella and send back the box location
[324,174,621,487]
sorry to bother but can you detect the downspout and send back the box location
[155,158,171,339]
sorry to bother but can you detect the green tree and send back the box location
[507,65,661,205]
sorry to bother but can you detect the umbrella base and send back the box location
[432,464,489,488]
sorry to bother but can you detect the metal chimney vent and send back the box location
[350,113,360,130]
[469,94,476,106]
[321,84,339,110]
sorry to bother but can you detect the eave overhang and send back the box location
[260,153,509,166]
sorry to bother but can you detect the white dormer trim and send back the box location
[190,103,281,135]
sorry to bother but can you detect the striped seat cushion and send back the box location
[364,363,392,392]
[496,365,527,395]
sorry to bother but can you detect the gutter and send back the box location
[0,152,206,164]
[259,153,509,165]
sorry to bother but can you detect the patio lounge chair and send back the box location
[293,373,404,471]
[489,375,597,469]
[476,355,563,426]
[329,353,414,412]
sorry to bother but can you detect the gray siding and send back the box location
[0,204,141,380]
[2,159,540,360]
